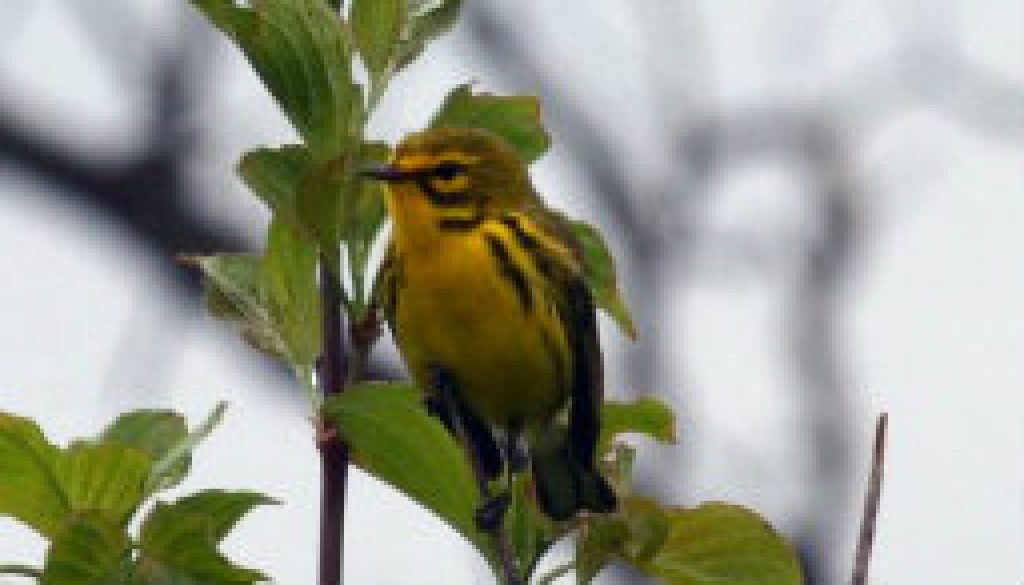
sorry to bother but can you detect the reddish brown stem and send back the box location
[319,263,348,585]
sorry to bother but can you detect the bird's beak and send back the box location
[359,164,410,182]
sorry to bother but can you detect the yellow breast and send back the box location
[392,224,570,427]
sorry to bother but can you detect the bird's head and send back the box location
[362,128,534,230]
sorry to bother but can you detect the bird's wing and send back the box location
[513,206,604,465]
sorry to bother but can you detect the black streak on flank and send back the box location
[501,215,558,279]
[484,233,533,313]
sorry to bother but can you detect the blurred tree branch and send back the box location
[0,18,242,291]
[0,1,405,391]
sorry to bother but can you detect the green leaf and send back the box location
[320,384,490,560]
[506,473,555,579]
[430,84,551,163]
[0,414,152,538]
[100,410,189,493]
[238,145,346,283]
[261,219,321,370]
[0,413,67,537]
[394,0,464,70]
[147,403,228,495]
[617,497,672,565]
[238,144,389,309]
[575,496,670,584]
[55,442,151,526]
[602,442,637,496]
[41,513,131,585]
[343,142,391,311]
[576,514,629,584]
[568,220,637,339]
[237,145,313,233]
[352,0,405,79]
[295,155,349,280]
[598,397,676,456]
[196,253,291,361]
[159,490,278,544]
[191,221,320,375]
[137,497,270,584]
[639,503,802,585]
[188,0,362,158]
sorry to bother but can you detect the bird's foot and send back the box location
[427,365,454,395]
[505,438,529,474]
[475,491,511,533]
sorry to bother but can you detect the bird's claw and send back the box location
[506,438,529,474]
[475,491,511,532]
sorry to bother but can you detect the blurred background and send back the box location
[1,0,1021,583]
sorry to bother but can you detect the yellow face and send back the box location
[391,149,480,203]
[364,127,534,229]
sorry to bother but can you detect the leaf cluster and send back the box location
[187,0,634,376]
[0,405,276,584]
[320,386,801,584]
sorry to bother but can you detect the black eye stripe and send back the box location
[432,162,467,181]
[416,177,473,207]
[390,159,468,182]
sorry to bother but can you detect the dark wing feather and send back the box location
[519,205,616,517]
[518,206,603,464]
[564,278,602,463]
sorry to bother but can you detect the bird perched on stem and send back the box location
[364,127,616,523]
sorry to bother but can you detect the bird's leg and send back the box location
[424,395,503,480]
[426,367,523,584]
[427,366,511,531]
[504,421,529,474]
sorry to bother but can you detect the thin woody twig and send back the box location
[0,564,42,578]
[851,413,887,585]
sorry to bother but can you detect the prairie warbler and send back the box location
[365,127,616,521]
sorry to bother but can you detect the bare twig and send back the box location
[851,413,888,585]
[0,564,42,578]
[492,523,522,585]
[537,562,575,585]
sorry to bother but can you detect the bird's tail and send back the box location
[531,438,616,521]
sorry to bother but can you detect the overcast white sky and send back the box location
[1,1,1021,584]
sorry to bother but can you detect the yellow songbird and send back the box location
[365,127,616,522]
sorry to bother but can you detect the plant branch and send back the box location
[347,308,381,384]
[537,562,575,585]
[0,564,42,578]
[491,523,522,585]
[317,5,348,582]
[851,413,887,585]
[319,263,349,585]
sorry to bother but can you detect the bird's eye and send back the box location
[433,162,466,181]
